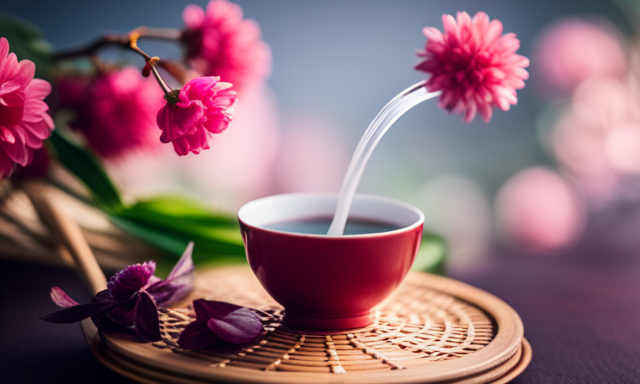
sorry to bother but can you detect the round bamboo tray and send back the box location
[84,266,530,383]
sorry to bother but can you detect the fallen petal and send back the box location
[133,291,162,342]
[50,287,79,308]
[193,299,244,319]
[178,320,219,350]
[206,307,263,345]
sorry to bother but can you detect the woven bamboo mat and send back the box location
[88,266,529,383]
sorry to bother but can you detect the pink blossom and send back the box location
[182,0,271,93]
[157,76,236,156]
[496,167,584,252]
[416,11,529,122]
[533,18,626,95]
[0,37,54,178]
[57,67,164,159]
[551,78,640,208]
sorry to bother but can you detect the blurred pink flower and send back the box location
[58,67,164,159]
[533,18,626,95]
[416,11,529,122]
[157,76,236,156]
[551,78,640,207]
[496,167,584,252]
[0,37,54,178]
[182,0,271,93]
[272,116,348,194]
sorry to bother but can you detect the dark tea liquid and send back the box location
[263,217,400,235]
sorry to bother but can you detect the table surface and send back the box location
[2,203,640,384]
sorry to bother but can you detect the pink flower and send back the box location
[496,167,585,252]
[533,18,626,95]
[0,37,54,178]
[157,76,236,156]
[182,0,271,92]
[416,12,530,123]
[57,67,164,159]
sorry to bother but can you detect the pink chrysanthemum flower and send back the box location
[57,67,164,159]
[181,0,271,92]
[0,37,54,177]
[157,76,236,156]
[416,12,530,122]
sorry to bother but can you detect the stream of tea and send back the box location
[327,80,440,236]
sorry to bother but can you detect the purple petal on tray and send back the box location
[50,287,79,308]
[192,299,244,319]
[178,320,220,350]
[133,291,162,342]
[40,300,120,323]
[107,296,138,326]
[202,305,263,344]
[107,261,156,300]
[148,242,195,307]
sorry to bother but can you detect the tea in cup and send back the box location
[238,193,424,330]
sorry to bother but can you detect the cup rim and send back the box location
[238,192,425,239]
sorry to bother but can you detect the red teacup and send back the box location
[238,193,424,330]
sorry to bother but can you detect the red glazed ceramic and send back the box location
[238,193,424,330]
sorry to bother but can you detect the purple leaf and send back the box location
[40,300,120,323]
[133,291,161,342]
[178,320,219,350]
[50,287,79,308]
[148,242,195,307]
[206,308,263,344]
[107,261,156,300]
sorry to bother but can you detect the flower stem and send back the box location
[150,66,173,97]
[53,28,181,60]
[53,28,189,85]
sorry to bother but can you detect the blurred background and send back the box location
[2,0,640,274]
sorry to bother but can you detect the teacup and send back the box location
[238,193,424,330]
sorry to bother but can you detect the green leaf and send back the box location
[412,232,447,275]
[121,196,237,225]
[110,196,246,266]
[48,130,123,211]
[0,12,54,80]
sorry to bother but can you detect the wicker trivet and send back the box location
[85,266,529,383]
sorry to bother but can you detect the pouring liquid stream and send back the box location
[327,81,440,236]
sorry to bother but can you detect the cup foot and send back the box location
[283,311,374,331]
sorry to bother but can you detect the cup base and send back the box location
[283,311,374,331]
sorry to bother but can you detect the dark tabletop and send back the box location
[2,203,640,384]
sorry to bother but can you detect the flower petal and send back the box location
[193,299,243,319]
[157,100,204,143]
[133,291,162,342]
[206,308,262,344]
[40,300,120,323]
[192,300,263,345]
[178,320,219,350]
[148,242,195,307]
[107,295,138,327]
[50,287,79,308]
